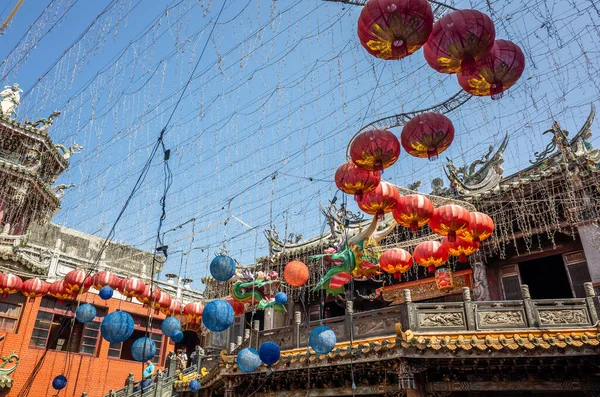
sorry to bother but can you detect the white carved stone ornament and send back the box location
[0,84,21,117]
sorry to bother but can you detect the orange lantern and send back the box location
[441,237,479,263]
[413,241,448,273]
[349,129,401,172]
[457,40,525,100]
[162,299,183,317]
[379,248,413,279]
[392,194,434,231]
[92,271,120,290]
[400,112,454,160]
[429,204,471,243]
[358,0,434,60]
[184,302,204,324]
[356,181,400,219]
[49,280,72,301]
[64,269,93,295]
[226,297,245,316]
[0,273,23,299]
[284,261,309,287]
[460,211,494,243]
[21,278,49,301]
[334,162,381,200]
[423,9,495,74]
[152,289,172,313]
[118,277,146,301]
[435,267,454,292]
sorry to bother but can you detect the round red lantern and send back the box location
[283,261,309,287]
[349,129,401,172]
[162,299,183,317]
[136,284,155,306]
[356,181,400,219]
[435,267,454,292]
[329,272,353,290]
[429,204,471,243]
[457,40,525,100]
[358,0,434,60]
[379,248,413,278]
[64,269,92,295]
[226,297,245,316]
[392,194,434,231]
[423,9,495,74]
[22,277,49,301]
[92,271,120,291]
[0,273,22,299]
[441,237,479,263]
[184,302,204,324]
[413,241,448,273]
[335,162,381,200]
[152,289,172,313]
[118,277,146,300]
[49,280,72,301]
[460,211,494,243]
[400,112,455,160]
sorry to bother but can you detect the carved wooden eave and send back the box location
[0,115,69,170]
[0,159,61,208]
[0,248,46,275]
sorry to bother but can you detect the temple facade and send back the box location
[198,107,600,396]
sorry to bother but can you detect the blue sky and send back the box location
[1,0,599,290]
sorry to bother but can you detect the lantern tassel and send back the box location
[461,56,477,74]
[490,83,504,100]
[426,148,439,161]
[448,231,457,243]
[410,221,419,232]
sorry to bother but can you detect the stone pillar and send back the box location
[125,373,135,395]
[584,282,599,324]
[462,287,476,330]
[400,289,415,331]
[471,260,491,301]
[154,370,163,395]
[165,351,177,377]
[521,284,538,327]
[229,342,236,353]
[195,346,205,374]
[294,311,301,348]
[263,307,274,330]
[244,328,250,341]
[236,335,243,346]
[578,224,600,288]
[344,300,354,340]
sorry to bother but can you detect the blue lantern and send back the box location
[237,348,261,373]
[309,325,336,354]
[161,316,181,338]
[52,375,67,390]
[99,286,113,300]
[202,300,233,332]
[274,292,288,306]
[258,341,280,365]
[171,330,184,343]
[101,311,134,343]
[75,303,96,323]
[209,255,236,281]
[189,379,201,392]
[131,337,156,362]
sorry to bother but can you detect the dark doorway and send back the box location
[175,330,201,363]
[244,310,264,331]
[518,254,572,299]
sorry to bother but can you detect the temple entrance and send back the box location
[175,330,201,365]
[518,254,572,299]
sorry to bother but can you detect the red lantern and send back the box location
[64,269,92,295]
[152,289,171,313]
[429,204,471,243]
[0,273,23,299]
[184,302,204,324]
[226,297,245,316]
[162,299,183,317]
[460,211,494,243]
[22,278,49,301]
[329,272,353,290]
[400,112,455,160]
[357,0,434,60]
[457,40,525,100]
[413,241,448,273]
[392,194,434,231]
[136,284,155,306]
[334,162,381,200]
[441,237,479,263]
[435,267,454,292]
[423,9,495,74]
[92,271,120,291]
[349,129,401,172]
[379,248,413,278]
[49,280,72,301]
[118,277,146,300]
[356,181,400,218]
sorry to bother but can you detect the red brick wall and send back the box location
[0,292,175,397]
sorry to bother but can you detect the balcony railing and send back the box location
[252,282,599,350]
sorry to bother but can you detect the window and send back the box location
[107,314,164,364]
[0,294,25,332]
[500,265,522,300]
[564,251,593,298]
[29,297,105,355]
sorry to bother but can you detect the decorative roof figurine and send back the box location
[0,83,22,117]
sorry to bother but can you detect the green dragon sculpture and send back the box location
[231,270,286,312]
